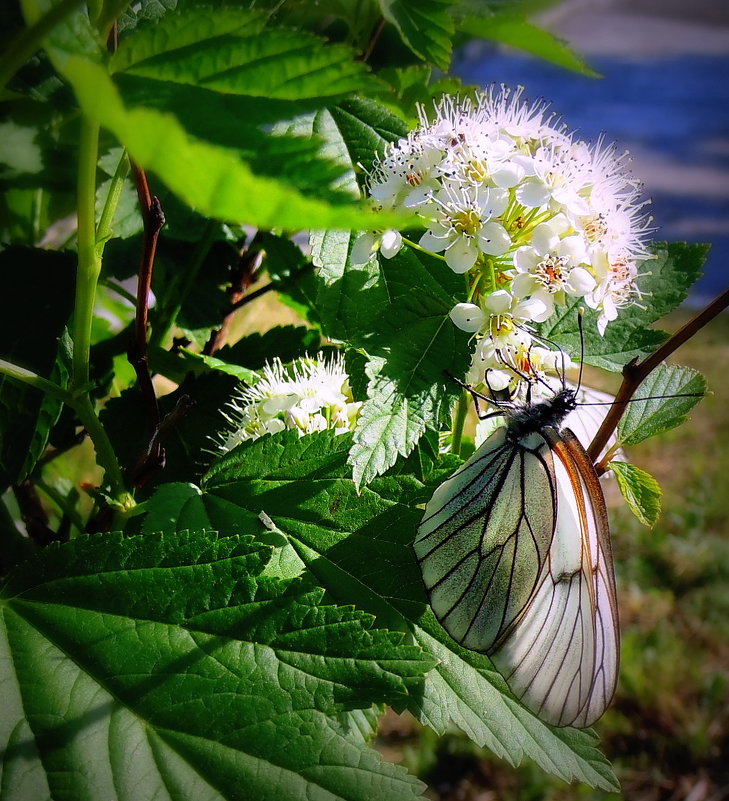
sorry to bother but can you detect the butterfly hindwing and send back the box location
[489,428,619,727]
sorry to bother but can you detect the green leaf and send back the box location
[329,97,410,178]
[61,56,408,231]
[0,247,76,490]
[349,248,471,487]
[217,326,322,372]
[142,431,619,790]
[0,530,431,801]
[311,229,391,343]
[112,7,383,100]
[610,461,662,527]
[311,241,470,486]
[616,365,707,447]
[459,14,598,77]
[540,243,708,371]
[179,349,258,383]
[379,0,455,70]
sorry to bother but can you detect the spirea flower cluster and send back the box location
[362,86,651,395]
[216,353,361,452]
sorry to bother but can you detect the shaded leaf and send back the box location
[379,0,455,70]
[0,247,75,490]
[218,327,322,372]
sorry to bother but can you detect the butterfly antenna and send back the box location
[578,391,707,407]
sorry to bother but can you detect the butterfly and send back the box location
[413,383,619,728]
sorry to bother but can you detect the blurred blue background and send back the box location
[455,1,729,305]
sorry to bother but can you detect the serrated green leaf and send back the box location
[459,14,598,76]
[115,74,354,200]
[112,6,382,100]
[142,431,619,790]
[616,365,707,447]
[610,461,662,527]
[0,530,431,801]
[311,242,470,486]
[539,242,709,371]
[347,248,471,487]
[379,0,455,70]
[61,56,408,232]
[329,97,410,177]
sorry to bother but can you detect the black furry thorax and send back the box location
[504,388,578,443]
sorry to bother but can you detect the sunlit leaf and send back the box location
[610,461,662,527]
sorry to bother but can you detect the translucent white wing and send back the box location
[414,427,558,652]
[489,429,619,727]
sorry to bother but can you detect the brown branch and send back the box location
[129,394,196,488]
[587,284,729,466]
[203,245,264,356]
[128,162,165,477]
[361,17,386,63]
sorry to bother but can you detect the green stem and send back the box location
[451,390,469,457]
[0,0,84,89]
[69,395,129,503]
[0,357,71,404]
[96,149,130,245]
[34,475,86,533]
[73,116,101,390]
[0,357,130,505]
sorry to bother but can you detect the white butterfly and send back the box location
[414,386,619,727]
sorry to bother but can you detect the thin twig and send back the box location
[203,245,264,356]
[129,394,196,488]
[361,17,386,63]
[128,162,165,473]
[587,285,729,466]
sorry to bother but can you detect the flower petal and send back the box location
[445,238,478,273]
[380,229,403,259]
[484,289,513,313]
[478,222,512,256]
[450,302,487,332]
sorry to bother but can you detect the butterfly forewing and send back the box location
[414,426,558,652]
[489,429,619,727]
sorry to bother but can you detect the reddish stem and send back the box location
[128,162,165,480]
[588,285,729,467]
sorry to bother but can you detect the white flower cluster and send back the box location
[217,353,361,452]
[363,86,651,396]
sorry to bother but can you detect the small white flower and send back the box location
[215,353,361,451]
